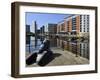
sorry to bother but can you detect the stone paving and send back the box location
[26,47,89,67]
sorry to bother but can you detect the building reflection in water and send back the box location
[26,36,89,60]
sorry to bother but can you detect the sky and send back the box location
[25,12,72,29]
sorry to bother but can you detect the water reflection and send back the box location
[26,36,89,59]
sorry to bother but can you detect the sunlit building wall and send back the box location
[79,15,89,37]
[31,21,37,33]
[57,15,89,37]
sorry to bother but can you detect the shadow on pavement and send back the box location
[53,53,62,58]
[38,52,62,66]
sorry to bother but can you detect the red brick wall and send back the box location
[67,18,72,32]
[76,15,80,34]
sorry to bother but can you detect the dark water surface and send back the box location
[26,36,89,59]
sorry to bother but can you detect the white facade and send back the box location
[45,24,49,32]
[80,15,89,33]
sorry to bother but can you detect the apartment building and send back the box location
[57,20,67,36]
[57,15,89,37]
[79,15,89,37]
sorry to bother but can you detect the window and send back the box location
[87,28,89,32]
[80,28,82,32]
[72,17,76,30]
[84,28,85,32]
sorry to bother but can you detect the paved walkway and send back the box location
[26,47,89,67]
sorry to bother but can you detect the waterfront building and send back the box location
[67,18,72,34]
[79,15,89,37]
[45,23,57,36]
[57,20,67,36]
[56,14,89,50]
[31,21,37,34]
[71,15,80,35]
[64,15,80,35]
[57,15,89,38]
